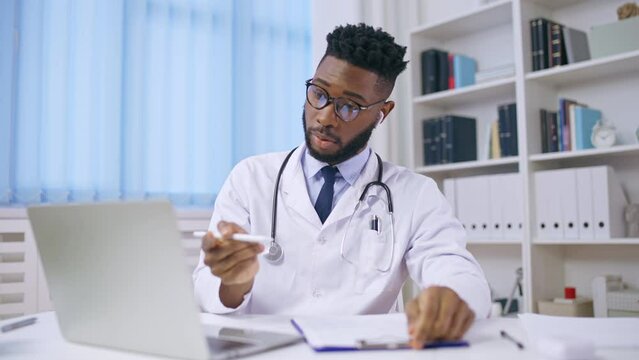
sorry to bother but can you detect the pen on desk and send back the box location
[1,317,37,333]
[500,330,525,350]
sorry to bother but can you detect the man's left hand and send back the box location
[405,286,475,349]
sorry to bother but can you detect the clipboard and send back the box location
[290,314,469,352]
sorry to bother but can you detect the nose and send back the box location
[315,102,340,128]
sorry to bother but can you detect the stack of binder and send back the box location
[443,173,523,240]
[534,166,627,240]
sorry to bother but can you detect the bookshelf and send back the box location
[408,0,639,313]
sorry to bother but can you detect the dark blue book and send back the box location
[437,50,449,92]
[442,115,477,163]
[421,49,439,95]
[422,118,439,165]
[498,104,510,157]
[508,103,518,156]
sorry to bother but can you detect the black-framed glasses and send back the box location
[305,79,386,122]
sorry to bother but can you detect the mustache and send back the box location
[308,127,340,144]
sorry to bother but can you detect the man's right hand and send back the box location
[201,221,264,308]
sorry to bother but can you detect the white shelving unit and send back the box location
[408,0,639,313]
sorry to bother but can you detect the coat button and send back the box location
[318,236,327,244]
[312,289,322,298]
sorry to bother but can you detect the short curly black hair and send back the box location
[323,23,408,91]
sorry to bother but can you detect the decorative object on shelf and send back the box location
[625,203,639,237]
[617,2,639,19]
[591,120,617,148]
[503,267,523,316]
[590,15,639,58]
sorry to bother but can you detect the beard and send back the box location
[302,108,376,165]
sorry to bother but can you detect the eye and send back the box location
[310,86,328,105]
[336,100,359,121]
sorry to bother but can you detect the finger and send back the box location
[404,300,419,336]
[450,304,474,340]
[217,221,247,241]
[211,246,263,275]
[411,289,441,348]
[431,289,460,340]
[219,256,258,283]
[201,231,221,252]
[207,240,258,264]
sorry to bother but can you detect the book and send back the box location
[441,115,477,163]
[491,120,501,159]
[453,55,476,88]
[497,103,516,157]
[574,106,602,150]
[530,19,540,71]
[448,54,455,89]
[562,27,590,64]
[421,49,439,95]
[437,50,449,92]
[550,22,567,67]
[540,109,549,153]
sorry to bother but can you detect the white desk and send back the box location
[1,312,637,359]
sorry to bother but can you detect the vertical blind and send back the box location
[0,0,311,207]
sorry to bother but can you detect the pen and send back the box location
[500,330,525,350]
[193,231,273,245]
[1,317,37,333]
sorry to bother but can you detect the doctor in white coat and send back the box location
[193,24,490,349]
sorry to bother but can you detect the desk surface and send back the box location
[1,312,637,360]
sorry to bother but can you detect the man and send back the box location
[193,23,490,349]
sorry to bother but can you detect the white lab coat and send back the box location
[193,145,491,318]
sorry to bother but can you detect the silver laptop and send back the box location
[27,201,300,360]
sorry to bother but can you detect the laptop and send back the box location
[27,201,301,360]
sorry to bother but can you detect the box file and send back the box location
[575,168,594,240]
[535,170,564,239]
[535,166,627,241]
[502,173,524,240]
[591,166,627,239]
[557,169,579,239]
[488,176,504,239]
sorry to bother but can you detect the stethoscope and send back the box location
[264,147,395,272]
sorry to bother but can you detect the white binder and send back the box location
[575,167,594,240]
[557,169,579,239]
[502,173,524,240]
[535,170,563,240]
[474,176,492,239]
[442,178,457,217]
[488,175,504,239]
[455,176,475,239]
[591,166,627,239]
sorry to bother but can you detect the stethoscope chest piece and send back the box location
[263,241,284,264]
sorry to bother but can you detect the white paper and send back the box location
[292,313,409,348]
[519,313,639,348]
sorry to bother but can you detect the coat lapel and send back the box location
[280,146,323,230]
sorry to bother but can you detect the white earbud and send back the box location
[376,111,384,125]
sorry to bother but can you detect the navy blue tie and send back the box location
[314,166,338,224]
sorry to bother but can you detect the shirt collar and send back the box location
[302,144,371,186]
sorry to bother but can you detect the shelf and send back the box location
[415,157,519,175]
[528,0,584,10]
[410,0,512,40]
[525,50,639,87]
[413,77,516,108]
[534,238,639,245]
[468,239,521,245]
[529,144,639,163]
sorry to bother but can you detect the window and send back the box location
[0,0,311,206]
